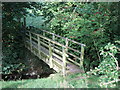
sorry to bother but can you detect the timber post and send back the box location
[37,35,41,59]
[49,40,53,68]
[29,32,32,51]
[43,31,45,36]
[62,38,68,76]
[23,17,26,27]
[80,45,84,70]
[52,33,55,41]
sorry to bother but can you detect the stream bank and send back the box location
[2,47,55,81]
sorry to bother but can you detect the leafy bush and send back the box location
[87,43,119,87]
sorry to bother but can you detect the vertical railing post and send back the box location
[43,31,45,36]
[24,32,27,48]
[52,33,55,40]
[23,17,26,27]
[49,40,53,68]
[80,45,84,70]
[29,31,32,51]
[37,35,41,59]
[62,38,68,76]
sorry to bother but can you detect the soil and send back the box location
[2,48,55,81]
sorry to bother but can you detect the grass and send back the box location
[1,74,63,88]
[1,73,119,88]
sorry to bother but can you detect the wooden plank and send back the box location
[67,58,81,67]
[41,39,49,45]
[52,59,63,71]
[32,40,38,48]
[68,46,81,54]
[38,34,65,48]
[32,44,38,51]
[54,45,62,51]
[67,52,81,60]
[26,38,30,42]
[52,52,62,60]
[32,37,38,41]
[41,50,49,57]
[68,39,86,47]
[31,32,37,36]
[53,48,63,55]
[26,36,29,41]
[40,40,49,48]
[25,34,29,37]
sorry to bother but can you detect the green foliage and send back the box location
[87,43,119,87]
[2,34,26,74]
[2,2,39,74]
[39,2,120,71]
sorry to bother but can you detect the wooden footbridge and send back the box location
[24,27,86,76]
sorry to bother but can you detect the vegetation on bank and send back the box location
[1,73,119,88]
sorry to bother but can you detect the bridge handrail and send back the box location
[25,29,85,75]
[40,29,86,47]
[27,27,86,47]
[27,31,83,54]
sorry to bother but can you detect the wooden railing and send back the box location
[25,28,86,75]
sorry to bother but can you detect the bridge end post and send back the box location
[37,35,41,59]
[49,40,53,68]
[80,46,84,70]
[62,47,66,77]
[62,38,68,76]
[29,32,32,51]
